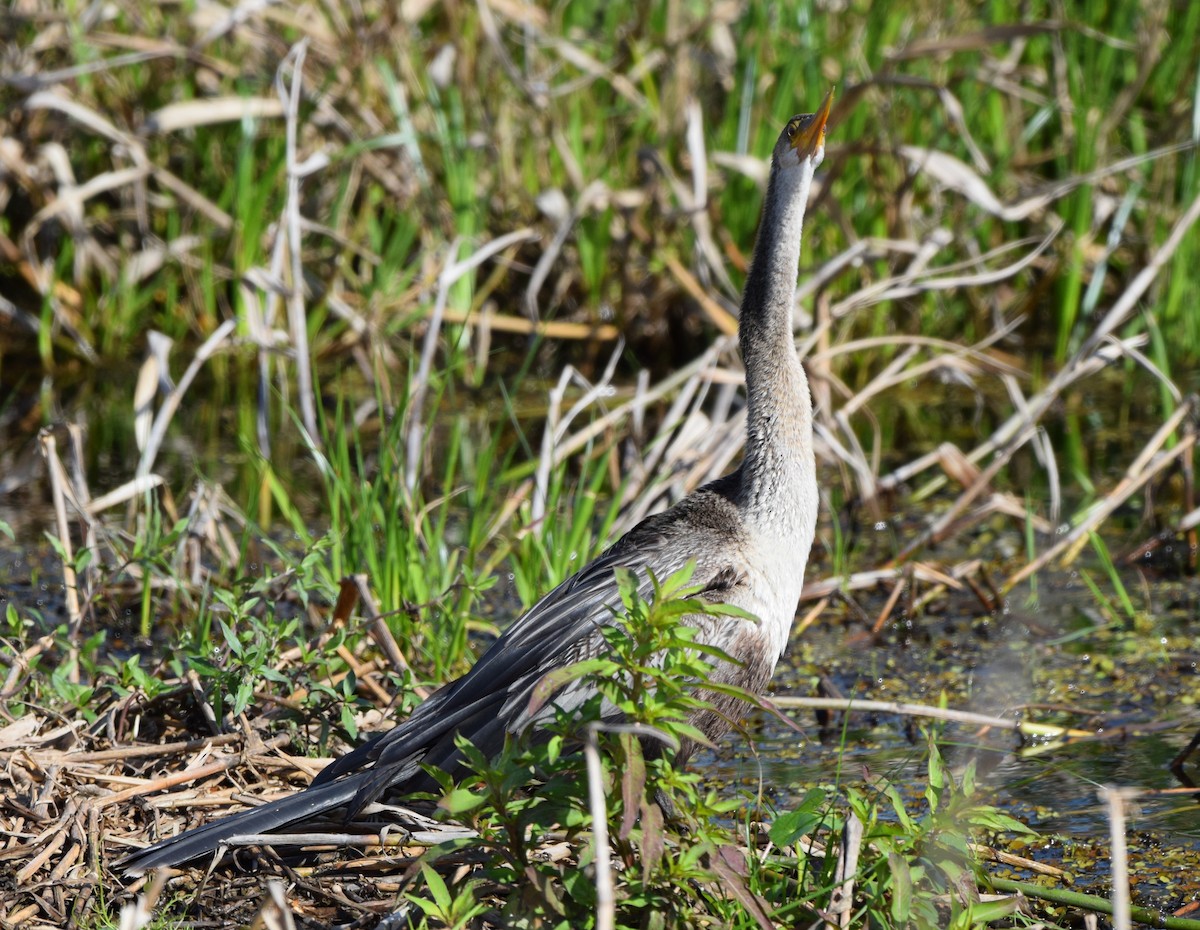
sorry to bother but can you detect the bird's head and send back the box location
[775,88,834,171]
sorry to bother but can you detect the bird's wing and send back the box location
[317,515,743,811]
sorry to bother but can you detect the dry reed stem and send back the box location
[968,843,1066,878]
[534,344,622,523]
[96,733,292,809]
[801,562,962,601]
[890,335,1145,501]
[831,218,1062,318]
[868,574,907,637]
[525,181,604,321]
[405,227,539,491]
[827,812,862,930]
[439,307,620,341]
[584,724,614,930]
[664,253,738,336]
[768,696,1096,741]
[145,96,286,133]
[116,868,165,930]
[1004,403,1197,590]
[1083,187,1200,356]
[346,574,432,700]
[279,40,320,445]
[37,429,81,681]
[134,319,236,480]
[258,881,299,930]
[1099,786,1141,930]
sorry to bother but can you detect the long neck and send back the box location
[737,161,815,530]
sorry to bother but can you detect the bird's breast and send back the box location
[730,533,810,664]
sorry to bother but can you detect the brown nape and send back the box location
[118,101,829,874]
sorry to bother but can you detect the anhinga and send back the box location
[121,90,832,873]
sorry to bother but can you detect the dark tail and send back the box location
[117,773,368,874]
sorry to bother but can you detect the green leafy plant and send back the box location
[398,568,1044,929]
[406,565,765,927]
[841,739,1035,929]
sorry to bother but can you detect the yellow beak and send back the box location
[791,88,834,157]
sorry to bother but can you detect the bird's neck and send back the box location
[737,163,816,533]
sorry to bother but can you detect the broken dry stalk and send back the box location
[38,429,82,682]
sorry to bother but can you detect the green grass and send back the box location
[6,2,1199,377]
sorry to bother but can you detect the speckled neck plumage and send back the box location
[736,153,817,535]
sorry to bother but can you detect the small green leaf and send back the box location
[420,862,452,912]
[769,788,827,845]
[340,704,358,740]
[769,808,821,846]
[619,732,645,840]
[439,787,485,815]
[889,851,912,922]
[965,895,1020,923]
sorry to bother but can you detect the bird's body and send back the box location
[120,94,831,874]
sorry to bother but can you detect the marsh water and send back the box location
[716,574,1200,906]
[2,360,1198,911]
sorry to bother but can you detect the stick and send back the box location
[768,696,1095,740]
[438,308,619,341]
[1004,425,1195,590]
[585,724,614,930]
[95,734,292,808]
[1099,786,1139,930]
[278,39,320,445]
[828,813,862,929]
[405,228,539,490]
[38,431,81,682]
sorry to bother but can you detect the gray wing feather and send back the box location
[322,525,715,813]
[123,496,744,869]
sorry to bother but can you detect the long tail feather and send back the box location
[118,773,368,874]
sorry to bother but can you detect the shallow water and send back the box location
[705,568,1200,907]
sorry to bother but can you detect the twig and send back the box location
[881,335,1145,500]
[894,423,1038,563]
[202,825,477,850]
[116,868,166,930]
[534,343,622,523]
[867,574,907,637]
[767,696,1095,740]
[1099,786,1140,930]
[801,562,962,601]
[1083,187,1200,356]
[345,575,429,699]
[278,39,321,445]
[405,228,539,491]
[968,843,1065,877]
[585,724,614,930]
[664,253,738,335]
[135,319,236,479]
[1004,410,1196,590]
[259,881,299,930]
[96,734,292,808]
[828,812,862,930]
[38,430,81,682]
[525,181,607,321]
[438,308,619,341]
[32,732,244,764]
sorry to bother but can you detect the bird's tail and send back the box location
[117,773,368,874]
